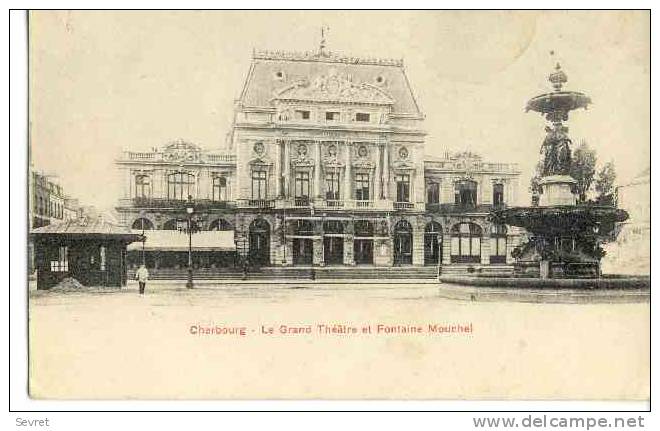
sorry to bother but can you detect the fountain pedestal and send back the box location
[538,175,577,207]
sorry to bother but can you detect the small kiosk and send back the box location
[30,218,144,290]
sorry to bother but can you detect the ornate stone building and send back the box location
[115,47,522,272]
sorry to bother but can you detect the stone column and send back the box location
[441,230,452,265]
[313,238,323,266]
[414,169,425,205]
[480,233,491,265]
[382,143,390,199]
[283,140,290,198]
[343,222,355,265]
[275,140,282,197]
[412,219,425,266]
[314,140,322,199]
[375,144,383,199]
[344,141,352,201]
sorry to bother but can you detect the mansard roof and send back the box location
[239,50,422,116]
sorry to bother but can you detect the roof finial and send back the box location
[319,24,329,56]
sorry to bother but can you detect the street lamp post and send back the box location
[186,195,194,289]
[139,210,146,266]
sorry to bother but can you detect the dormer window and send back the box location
[325,111,340,121]
[355,112,370,122]
[295,110,310,120]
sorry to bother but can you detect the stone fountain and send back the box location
[490,63,628,279]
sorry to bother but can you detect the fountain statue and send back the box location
[490,62,628,278]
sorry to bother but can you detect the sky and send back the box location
[29,11,650,210]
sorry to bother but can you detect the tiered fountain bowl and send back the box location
[489,63,628,279]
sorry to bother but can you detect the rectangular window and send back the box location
[471,237,481,256]
[456,181,478,206]
[355,112,370,122]
[212,176,227,201]
[427,182,440,204]
[395,174,410,202]
[294,171,310,198]
[355,173,370,201]
[490,237,507,256]
[493,183,504,206]
[100,246,106,271]
[325,172,341,200]
[50,246,68,272]
[325,111,340,121]
[251,170,267,200]
[135,175,151,199]
[296,110,310,120]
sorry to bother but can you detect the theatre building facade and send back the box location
[116,48,522,271]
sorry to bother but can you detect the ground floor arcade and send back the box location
[122,209,523,270]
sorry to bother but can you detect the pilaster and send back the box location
[480,235,491,265]
[344,141,352,200]
[441,231,452,264]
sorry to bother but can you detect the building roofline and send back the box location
[252,49,404,67]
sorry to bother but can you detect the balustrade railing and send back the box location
[237,199,275,209]
[127,197,233,209]
[394,201,414,210]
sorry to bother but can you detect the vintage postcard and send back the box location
[26,10,649,400]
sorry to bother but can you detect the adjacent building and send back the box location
[116,46,522,272]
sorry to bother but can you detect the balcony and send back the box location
[393,201,414,210]
[121,197,234,209]
[237,199,275,209]
[294,197,311,208]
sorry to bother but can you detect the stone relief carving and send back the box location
[274,69,394,104]
[291,143,314,167]
[162,139,202,163]
[323,144,344,168]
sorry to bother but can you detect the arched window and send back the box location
[167,172,194,201]
[490,224,507,264]
[135,175,151,199]
[451,222,482,263]
[131,218,154,230]
[212,176,227,201]
[209,218,232,231]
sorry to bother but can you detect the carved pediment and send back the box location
[274,70,394,105]
[353,159,375,169]
[248,156,272,166]
[391,159,415,171]
[162,139,202,163]
[323,157,344,169]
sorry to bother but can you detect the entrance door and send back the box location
[394,233,412,265]
[354,239,373,265]
[323,237,344,265]
[393,220,413,265]
[293,238,313,265]
[249,219,270,266]
[424,233,441,265]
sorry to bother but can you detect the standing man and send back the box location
[136,264,149,295]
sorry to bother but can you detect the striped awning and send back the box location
[127,230,235,252]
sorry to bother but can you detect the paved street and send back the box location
[29,282,650,400]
